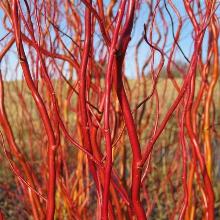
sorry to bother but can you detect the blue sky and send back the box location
[0,1,219,79]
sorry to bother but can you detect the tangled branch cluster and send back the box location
[0,0,219,219]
